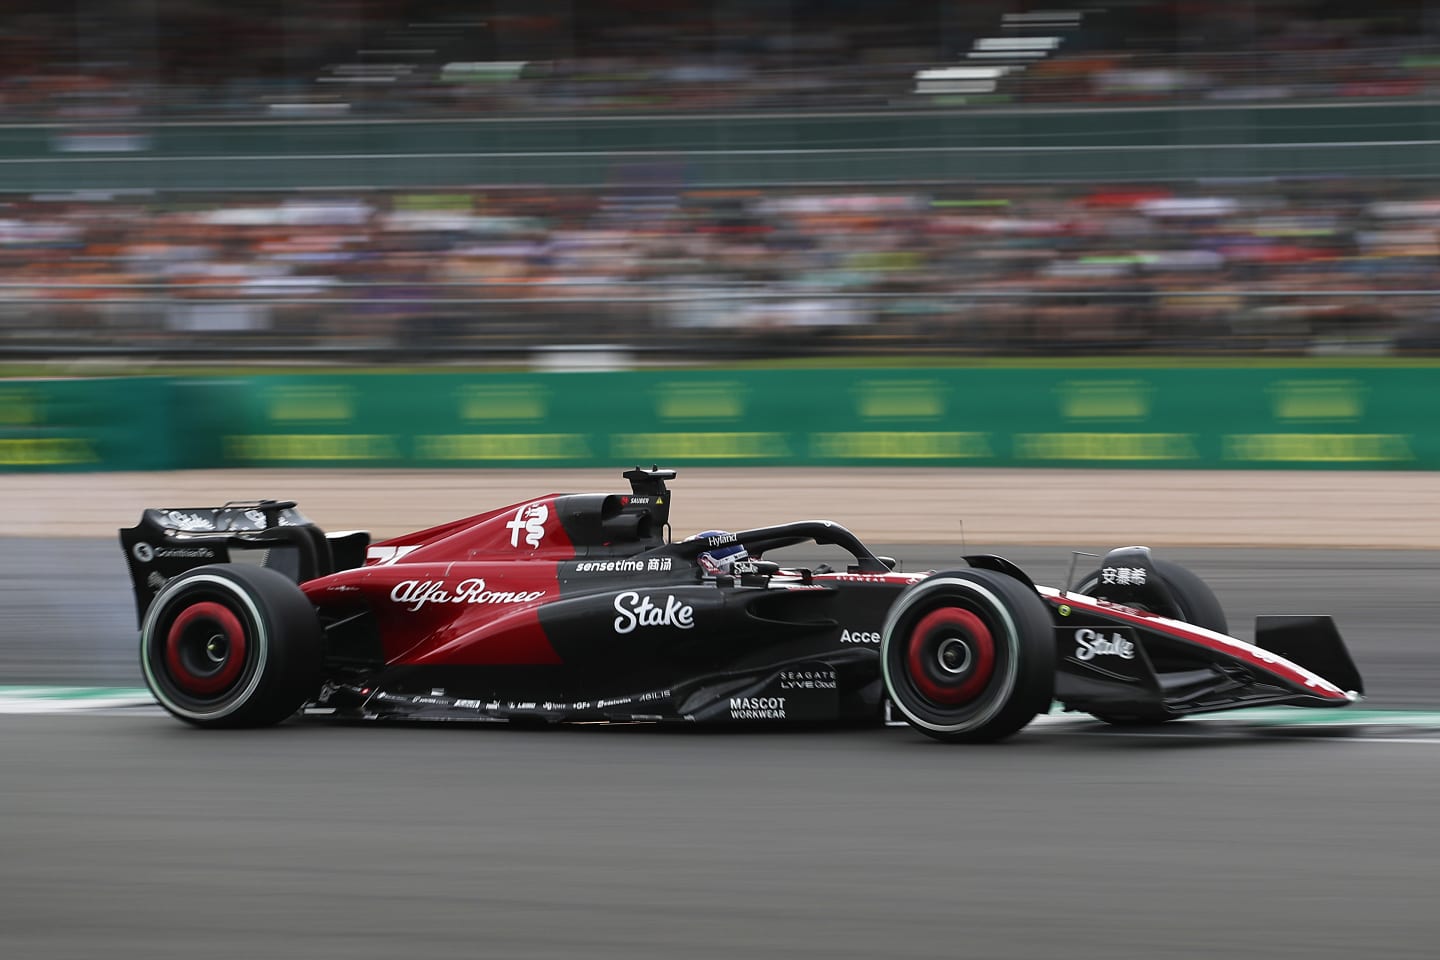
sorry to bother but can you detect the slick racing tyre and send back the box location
[1076,558,1226,727]
[881,568,1055,744]
[140,563,322,728]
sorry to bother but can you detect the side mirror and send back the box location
[733,559,781,581]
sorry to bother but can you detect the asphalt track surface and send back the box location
[4,539,1440,959]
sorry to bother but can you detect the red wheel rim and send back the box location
[906,608,996,705]
[164,601,247,697]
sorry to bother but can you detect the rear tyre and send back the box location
[140,563,322,728]
[881,568,1055,743]
[1076,558,1225,727]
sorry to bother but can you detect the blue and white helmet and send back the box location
[687,530,749,576]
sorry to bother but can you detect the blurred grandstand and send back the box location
[4,1,1440,360]
[5,1,1438,117]
[7,180,1438,358]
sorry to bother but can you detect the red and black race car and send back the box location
[119,467,1363,742]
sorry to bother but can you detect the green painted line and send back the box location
[0,686,152,700]
[1195,708,1440,727]
[1043,706,1440,727]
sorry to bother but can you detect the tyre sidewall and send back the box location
[881,569,1054,741]
[140,564,319,727]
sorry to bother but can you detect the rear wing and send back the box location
[118,500,369,626]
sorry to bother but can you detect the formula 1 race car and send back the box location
[119,467,1364,742]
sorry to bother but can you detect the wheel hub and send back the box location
[937,637,972,674]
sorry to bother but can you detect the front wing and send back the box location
[1043,587,1361,719]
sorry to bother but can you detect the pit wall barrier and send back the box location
[2,367,1437,472]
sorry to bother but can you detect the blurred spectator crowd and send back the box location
[7,2,1440,357]
[2,0,1438,119]
[4,179,1439,357]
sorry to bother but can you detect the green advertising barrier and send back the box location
[159,366,1440,471]
[0,378,174,472]
[5,367,1438,472]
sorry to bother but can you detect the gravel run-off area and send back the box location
[3,467,1434,548]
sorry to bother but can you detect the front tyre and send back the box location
[1075,558,1226,728]
[881,568,1055,743]
[140,563,322,728]
[1075,559,1226,634]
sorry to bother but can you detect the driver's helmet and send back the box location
[686,530,748,577]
